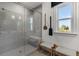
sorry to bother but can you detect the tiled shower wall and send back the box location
[26,6,42,38]
[0,2,31,55]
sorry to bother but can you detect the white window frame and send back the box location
[52,2,77,35]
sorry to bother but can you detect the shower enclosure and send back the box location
[0,3,42,56]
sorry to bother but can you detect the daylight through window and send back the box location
[58,3,72,32]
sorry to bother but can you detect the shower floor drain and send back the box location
[19,50,22,53]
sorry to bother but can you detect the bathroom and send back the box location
[0,2,79,56]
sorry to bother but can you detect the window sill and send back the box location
[54,32,77,35]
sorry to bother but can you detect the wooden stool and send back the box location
[51,44,58,56]
[39,42,53,56]
[76,51,79,56]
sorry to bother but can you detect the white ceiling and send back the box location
[18,2,42,10]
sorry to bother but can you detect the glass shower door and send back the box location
[0,8,25,56]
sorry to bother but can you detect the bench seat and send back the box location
[55,46,76,56]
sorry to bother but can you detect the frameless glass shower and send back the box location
[0,8,25,55]
[0,3,42,56]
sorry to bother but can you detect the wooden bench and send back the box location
[51,44,79,56]
[39,42,53,55]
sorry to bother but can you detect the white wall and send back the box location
[42,2,79,51]
[42,2,53,42]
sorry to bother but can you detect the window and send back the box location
[30,17,33,31]
[58,3,72,32]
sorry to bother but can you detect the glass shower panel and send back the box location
[24,10,42,55]
[0,8,24,56]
